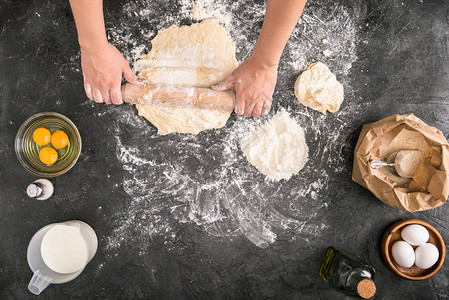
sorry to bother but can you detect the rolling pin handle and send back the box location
[121,83,128,102]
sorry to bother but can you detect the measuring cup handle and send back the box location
[28,270,52,295]
[370,160,393,169]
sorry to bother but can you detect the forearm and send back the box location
[69,0,108,50]
[252,0,307,67]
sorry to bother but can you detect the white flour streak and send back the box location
[286,3,359,77]
[180,0,233,27]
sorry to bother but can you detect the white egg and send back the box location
[401,224,429,246]
[391,240,415,268]
[415,243,439,269]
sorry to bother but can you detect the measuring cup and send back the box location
[27,220,98,295]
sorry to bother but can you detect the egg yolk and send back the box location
[51,131,69,149]
[39,147,58,165]
[32,128,51,146]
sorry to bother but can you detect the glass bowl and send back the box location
[15,112,82,177]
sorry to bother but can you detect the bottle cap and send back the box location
[27,184,43,198]
[357,279,376,299]
[26,179,54,201]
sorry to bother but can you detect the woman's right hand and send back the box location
[80,42,140,105]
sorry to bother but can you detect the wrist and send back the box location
[250,49,280,69]
[79,37,109,53]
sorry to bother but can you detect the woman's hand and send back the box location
[213,56,277,117]
[213,0,307,117]
[81,43,140,105]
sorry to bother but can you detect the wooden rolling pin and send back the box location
[121,83,235,112]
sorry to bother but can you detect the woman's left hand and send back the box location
[213,56,278,117]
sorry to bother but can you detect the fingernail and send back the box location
[213,84,224,91]
[262,107,271,115]
[261,106,269,115]
[95,92,103,103]
[262,101,271,115]
[85,84,92,99]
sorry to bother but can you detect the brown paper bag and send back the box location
[352,114,449,212]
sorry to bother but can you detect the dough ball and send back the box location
[294,62,344,114]
[240,109,309,181]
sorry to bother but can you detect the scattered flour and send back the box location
[240,109,309,181]
[106,108,328,254]
[95,0,368,257]
[323,49,333,57]
[180,0,232,26]
[285,2,360,76]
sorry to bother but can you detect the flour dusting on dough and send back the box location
[135,19,238,135]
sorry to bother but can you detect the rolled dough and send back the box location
[135,19,239,135]
[294,62,344,114]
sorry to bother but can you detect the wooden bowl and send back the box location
[381,219,445,280]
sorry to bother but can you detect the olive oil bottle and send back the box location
[320,247,376,299]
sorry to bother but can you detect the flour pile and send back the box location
[240,109,309,181]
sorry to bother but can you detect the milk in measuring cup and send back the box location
[27,220,98,295]
[41,224,89,274]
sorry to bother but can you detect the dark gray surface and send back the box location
[1,0,449,299]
